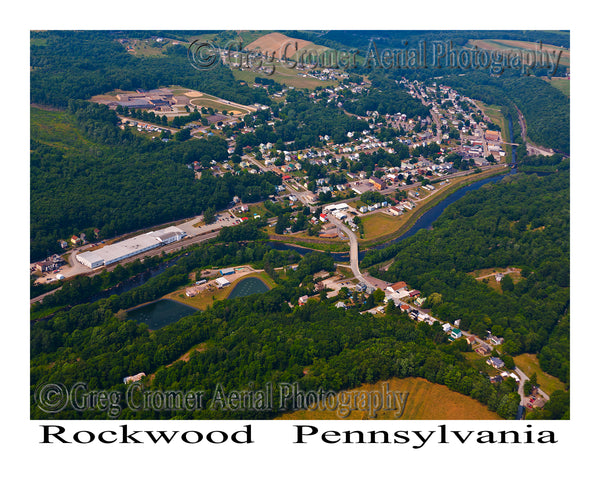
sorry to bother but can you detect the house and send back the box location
[442,323,453,333]
[408,289,420,297]
[476,344,492,356]
[415,296,426,307]
[389,206,403,216]
[298,295,309,305]
[487,334,504,346]
[490,375,503,384]
[466,335,477,346]
[70,235,80,245]
[486,357,505,369]
[369,177,386,190]
[59,240,68,249]
[123,372,146,384]
[450,328,462,340]
[399,304,411,312]
[391,281,407,291]
[335,301,347,309]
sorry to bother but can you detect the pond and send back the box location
[227,276,270,299]
[127,299,198,330]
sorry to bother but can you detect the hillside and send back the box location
[277,377,502,420]
[245,32,329,59]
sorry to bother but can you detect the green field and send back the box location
[276,377,502,420]
[514,353,566,394]
[231,62,337,90]
[360,212,404,241]
[30,107,94,151]
[546,77,570,97]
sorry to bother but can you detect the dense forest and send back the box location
[31,236,550,420]
[361,167,569,383]
[30,102,281,260]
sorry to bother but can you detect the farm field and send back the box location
[245,32,317,59]
[276,377,502,420]
[468,39,570,67]
[514,353,566,395]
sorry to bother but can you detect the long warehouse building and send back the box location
[76,226,186,269]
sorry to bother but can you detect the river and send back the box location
[271,117,518,262]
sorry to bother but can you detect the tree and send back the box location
[429,292,443,306]
[371,288,385,304]
[500,274,514,293]
[175,128,191,142]
[385,300,396,315]
[203,207,216,225]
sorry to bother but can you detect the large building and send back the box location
[76,226,186,269]
[484,130,501,142]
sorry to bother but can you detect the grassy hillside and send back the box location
[276,377,502,420]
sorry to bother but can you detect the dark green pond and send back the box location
[227,276,270,299]
[127,299,198,330]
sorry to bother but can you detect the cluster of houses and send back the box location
[32,254,65,273]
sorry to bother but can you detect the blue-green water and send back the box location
[127,299,198,330]
[227,277,270,299]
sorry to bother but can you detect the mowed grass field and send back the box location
[360,212,404,241]
[276,377,502,420]
[514,353,566,395]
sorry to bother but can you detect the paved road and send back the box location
[327,214,378,291]
[514,366,550,402]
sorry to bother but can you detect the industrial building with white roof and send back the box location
[75,226,186,269]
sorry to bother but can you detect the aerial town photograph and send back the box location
[28,26,572,436]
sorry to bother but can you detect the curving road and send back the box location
[327,214,376,290]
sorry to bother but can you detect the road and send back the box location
[327,214,377,290]
[244,154,314,206]
[514,366,550,402]
[329,206,549,414]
